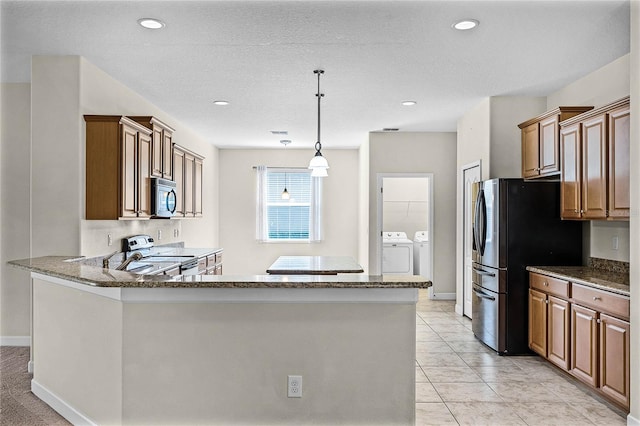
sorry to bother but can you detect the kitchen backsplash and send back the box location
[588,257,629,274]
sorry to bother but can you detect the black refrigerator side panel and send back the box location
[503,180,582,354]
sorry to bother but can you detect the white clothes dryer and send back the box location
[413,231,431,279]
[382,231,414,275]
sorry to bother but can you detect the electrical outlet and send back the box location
[158,229,162,240]
[287,375,302,398]
[107,234,112,246]
[612,236,619,250]
[174,228,179,238]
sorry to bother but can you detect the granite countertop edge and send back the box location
[526,266,630,297]
[9,256,432,289]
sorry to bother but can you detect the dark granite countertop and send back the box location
[526,265,629,296]
[9,256,432,289]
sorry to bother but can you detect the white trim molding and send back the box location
[0,336,30,346]
[31,380,97,426]
[429,292,456,301]
[628,413,640,426]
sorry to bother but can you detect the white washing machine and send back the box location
[382,231,414,275]
[413,231,432,279]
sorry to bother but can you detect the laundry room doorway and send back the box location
[376,173,434,297]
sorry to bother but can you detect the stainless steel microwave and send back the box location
[151,178,177,218]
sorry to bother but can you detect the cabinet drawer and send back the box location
[197,258,207,273]
[207,254,216,267]
[530,272,569,298]
[572,283,629,320]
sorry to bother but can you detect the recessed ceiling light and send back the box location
[212,100,230,106]
[138,18,165,29]
[402,101,417,106]
[452,19,479,31]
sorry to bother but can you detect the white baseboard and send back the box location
[454,303,463,315]
[628,413,640,426]
[31,379,97,426]
[0,336,30,346]
[429,292,456,300]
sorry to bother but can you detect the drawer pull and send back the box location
[543,281,548,286]
[593,296,601,301]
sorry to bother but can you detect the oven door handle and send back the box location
[472,267,496,277]
[473,287,496,301]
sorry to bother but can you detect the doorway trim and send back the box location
[458,160,482,317]
[376,173,434,296]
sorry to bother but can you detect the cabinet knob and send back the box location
[574,209,578,213]
[543,281,549,286]
[580,210,584,214]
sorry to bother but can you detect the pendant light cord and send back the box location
[314,69,324,155]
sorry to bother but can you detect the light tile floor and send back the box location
[414,291,627,426]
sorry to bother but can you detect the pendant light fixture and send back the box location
[308,69,329,177]
[281,140,291,200]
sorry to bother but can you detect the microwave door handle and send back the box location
[168,189,177,213]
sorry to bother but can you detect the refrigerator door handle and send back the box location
[472,267,496,277]
[479,190,487,255]
[473,287,496,301]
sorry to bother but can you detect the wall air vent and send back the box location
[271,130,289,135]
[382,128,399,132]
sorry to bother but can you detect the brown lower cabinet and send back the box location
[529,272,630,411]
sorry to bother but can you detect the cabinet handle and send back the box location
[574,209,578,213]
[593,296,601,301]
[543,281,549,286]
[580,210,584,214]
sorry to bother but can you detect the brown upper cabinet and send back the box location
[130,116,175,180]
[84,116,153,220]
[559,97,630,220]
[173,144,204,218]
[518,106,593,179]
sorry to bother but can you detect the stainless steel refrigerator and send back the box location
[471,178,582,354]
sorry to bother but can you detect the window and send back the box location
[256,166,322,242]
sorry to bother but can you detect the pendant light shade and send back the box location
[308,69,329,177]
[281,187,290,200]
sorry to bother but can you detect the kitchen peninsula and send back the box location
[10,256,430,426]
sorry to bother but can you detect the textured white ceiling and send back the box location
[1,0,630,149]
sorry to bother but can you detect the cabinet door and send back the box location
[162,131,173,180]
[184,153,195,216]
[121,124,138,218]
[547,296,570,370]
[528,289,547,357]
[581,114,608,219]
[599,314,630,409]
[522,123,540,178]
[151,127,163,178]
[194,157,203,217]
[173,148,185,216]
[539,115,560,176]
[570,304,598,387]
[137,131,152,218]
[607,105,630,218]
[560,124,582,219]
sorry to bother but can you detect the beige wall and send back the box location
[455,96,546,313]
[358,140,370,272]
[33,278,416,425]
[546,54,631,263]
[0,84,31,340]
[218,148,360,274]
[629,1,638,422]
[368,132,456,296]
[29,56,218,259]
[0,56,219,342]
[78,58,219,255]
